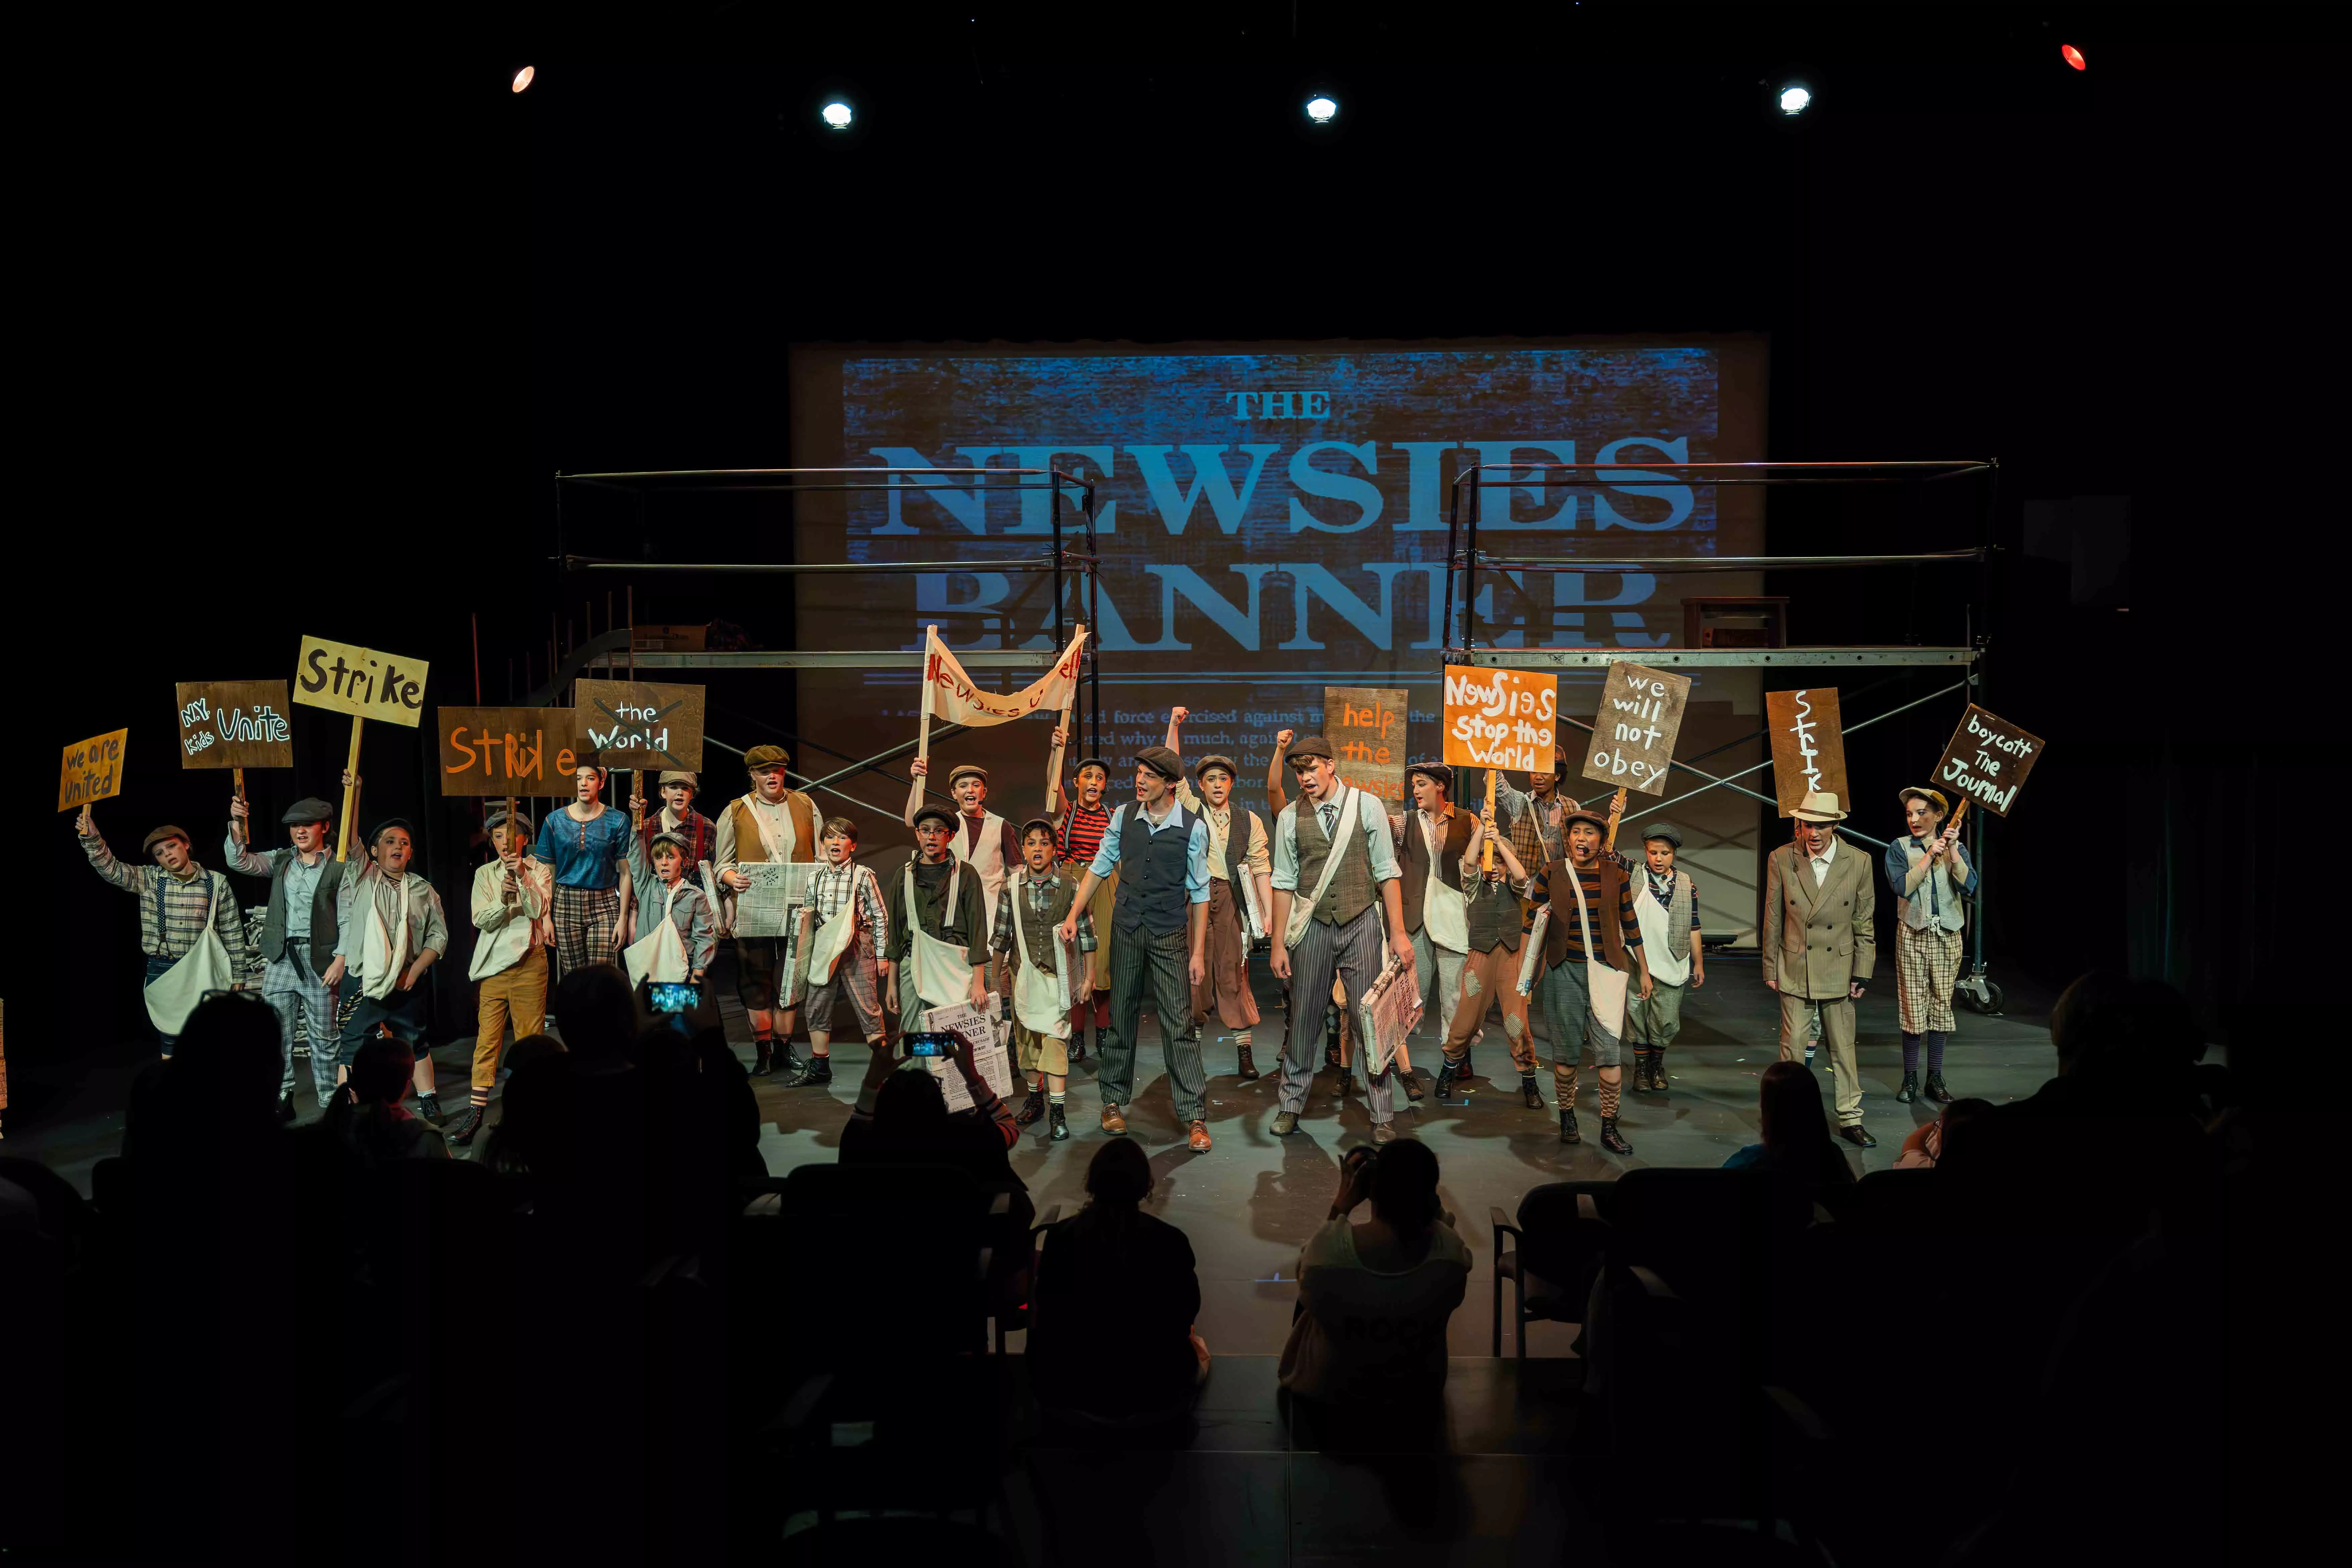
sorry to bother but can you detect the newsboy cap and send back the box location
[1134,746,1183,782]
[141,825,192,855]
[1405,760,1454,792]
[1191,753,1239,783]
[1284,735,1335,763]
[946,764,989,789]
[1639,822,1682,848]
[658,770,697,789]
[743,744,790,772]
[281,797,335,826]
[1897,786,1950,816]
[911,802,961,832]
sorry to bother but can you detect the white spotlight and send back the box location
[511,66,535,94]
[821,100,854,131]
[1305,95,1338,124]
[1777,84,1812,116]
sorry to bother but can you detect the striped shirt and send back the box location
[83,834,250,962]
[807,860,888,940]
[1525,860,1645,960]
[1057,799,1110,866]
[989,867,1099,958]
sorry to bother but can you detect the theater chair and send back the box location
[1489,1180,1615,1358]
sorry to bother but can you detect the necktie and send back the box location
[1320,804,1337,837]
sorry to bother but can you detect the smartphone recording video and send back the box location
[647,982,700,1014]
[903,1031,954,1058]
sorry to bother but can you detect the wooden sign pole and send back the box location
[910,623,938,818]
[336,719,365,862]
[1604,786,1627,851]
[1483,768,1498,872]
[1042,625,1084,817]
[233,767,247,846]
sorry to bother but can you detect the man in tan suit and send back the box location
[1762,790,1879,1147]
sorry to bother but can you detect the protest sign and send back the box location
[175,681,293,769]
[292,635,430,726]
[1441,666,1559,774]
[1933,704,2047,817]
[59,729,127,813]
[1326,686,1409,805]
[575,679,705,772]
[436,707,588,796]
[1765,687,1849,816]
[1580,660,1691,796]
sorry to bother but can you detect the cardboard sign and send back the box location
[60,728,127,812]
[1934,704,2047,817]
[1581,660,1691,796]
[1765,687,1849,817]
[575,679,706,772]
[1325,686,1409,805]
[293,635,431,727]
[1441,666,1559,774]
[175,680,293,769]
[436,707,587,796]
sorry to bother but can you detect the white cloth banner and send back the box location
[923,625,1086,728]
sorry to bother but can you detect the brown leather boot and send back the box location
[1236,1043,1260,1081]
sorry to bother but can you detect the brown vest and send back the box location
[1011,871,1079,973]
[726,793,818,864]
[1399,807,1474,935]
[1294,791,1377,929]
[1539,858,1633,975]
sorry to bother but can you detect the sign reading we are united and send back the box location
[293,635,430,726]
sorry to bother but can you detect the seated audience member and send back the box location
[476,1054,576,1181]
[552,966,638,1066]
[1279,1138,1471,1410]
[1722,1061,1858,1190]
[842,1027,1021,1174]
[504,1032,567,1076]
[1896,1096,1993,1170]
[327,1036,449,1162]
[1029,1138,1208,1425]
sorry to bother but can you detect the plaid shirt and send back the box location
[1494,775,1574,870]
[807,860,888,940]
[83,833,249,963]
[989,866,1098,958]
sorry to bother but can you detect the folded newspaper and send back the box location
[1516,907,1551,997]
[919,997,1016,1113]
[1354,953,1420,1077]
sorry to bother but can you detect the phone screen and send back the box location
[903,1031,954,1057]
[647,982,700,1014]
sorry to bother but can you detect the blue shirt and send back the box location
[534,805,634,891]
[1086,799,1213,905]
[1882,835,1979,919]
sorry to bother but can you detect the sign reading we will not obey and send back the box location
[1581,660,1691,796]
[1765,687,1849,816]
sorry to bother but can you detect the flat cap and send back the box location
[484,805,533,836]
[946,764,989,788]
[1285,734,1334,763]
[1562,804,1611,834]
[1134,745,1183,782]
[141,824,192,854]
[657,770,697,788]
[648,830,690,856]
[1638,822,1682,848]
[281,797,335,826]
[369,817,418,843]
[1073,756,1111,777]
[743,744,790,772]
[911,802,960,831]
[1898,786,1950,816]
[1405,760,1454,791]
[1017,816,1060,842]
[1192,753,1239,782]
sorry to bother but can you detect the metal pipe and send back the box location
[565,555,1073,576]
[1477,548,1988,573]
[1634,678,1974,820]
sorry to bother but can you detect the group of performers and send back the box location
[76,707,1977,1157]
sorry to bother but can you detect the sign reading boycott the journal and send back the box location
[175,680,293,769]
[1765,687,1849,816]
[59,728,127,812]
[293,635,430,726]
[575,679,705,771]
[436,708,588,795]
[1935,704,2046,817]
[1581,660,1691,795]
[1442,667,1559,775]
[1326,686,1410,804]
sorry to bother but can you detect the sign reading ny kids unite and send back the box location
[293,635,430,726]
[1442,667,1559,774]
[175,680,293,769]
[1581,660,1691,796]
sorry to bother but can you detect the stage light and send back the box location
[1777,84,1812,116]
[2061,44,2087,70]
[821,100,854,130]
[1305,95,1338,124]
[511,66,535,94]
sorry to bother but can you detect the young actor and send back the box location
[637,769,718,870]
[1763,791,1879,1147]
[1264,735,1416,1144]
[1058,746,1215,1151]
[995,818,1094,1140]
[791,816,894,1088]
[1391,760,1474,1101]
[717,744,820,1076]
[225,781,356,1113]
[1627,822,1704,1095]
[886,801,992,1032]
[625,828,718,988]
[1439,804,1550,1112]
[459,805,550,1144]
[1047,739,1117,1060]
[906,758,1022,938]
[1887,786,1976,1105]
[79,804,251,1060]
[532,765,633,986]
[1520,804,1653,1153]
[331,818,450,1121]
[1166,707,1273,1081]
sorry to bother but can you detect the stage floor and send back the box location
[7,955,2057,1360]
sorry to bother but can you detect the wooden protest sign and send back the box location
[1765,687,1849,816]
[1581,660,1691,796]
[1933,704,2047,817]
[436,707,588,796]
[574,679,705,772]
[1441,666,1559,774]
[293,635,431,726]
[1326,686,1409,805]
[59,729,127,813]
[175,681,293,769]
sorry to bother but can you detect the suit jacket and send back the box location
[1763,836,1876,998]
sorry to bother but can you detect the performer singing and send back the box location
[457,805,550,1145]
[904,758,1022,938]
[791,816,894,1089]
[1166,707,1273,1082]
[886,801,992,1032]
[1473,745,1579,1080]
[636,769,717,870]
[532,765,633,986]
[224,783,356,1115]
[1057,746,1214,1151]
[717,744,820,1077]
[79,804,251,1062]
[624,829,717,989]
[1392,761,1474,1101]
[1627,822,1704,1096]
[994,818,1094,1141]
[1888,787,1976,1105]
[1048,740,1116,1061]
[1265,735,1416,1145]
[331,819,450,1122]
[1263,730,1371,1087]
[1520,804,1652,1153]
[1764,791,1879,1148]
[1438,804,1551,1113]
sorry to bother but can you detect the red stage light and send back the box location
[2060,44,2086,71]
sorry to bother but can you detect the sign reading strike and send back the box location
[175,680,293,769]
[1765,687,1849,816]
[1934,704,2046,816]
[1442,666,1559,774]
[60,728,128,812]
[575,679,705,771]
[437,707,587,795]
[1581,660,1690,795]
[1325,686,1409,804]
[293,635,430,726]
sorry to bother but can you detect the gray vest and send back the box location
[1644,871,1695,960]
[1897,840,1968,933]
[260,848,346,962]
[1293,793,1377,929]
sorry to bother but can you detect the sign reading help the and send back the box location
[574,679,705,772]
[436,708,588,796]
[175,680,294,769]
[1325,686,1410,805]
[60,728,128,812]
[1933,704,2046,817]
[1765,688,1849,817]
[1441,667,1559,774]
[293,635,430,727]
[1580,660,1691,796]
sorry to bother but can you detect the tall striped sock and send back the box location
[471,1087,490,1107]
[1598,1077,1621,1119]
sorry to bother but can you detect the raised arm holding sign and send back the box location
[294,635,430,861]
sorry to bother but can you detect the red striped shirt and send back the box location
[1059,800,1110,865]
